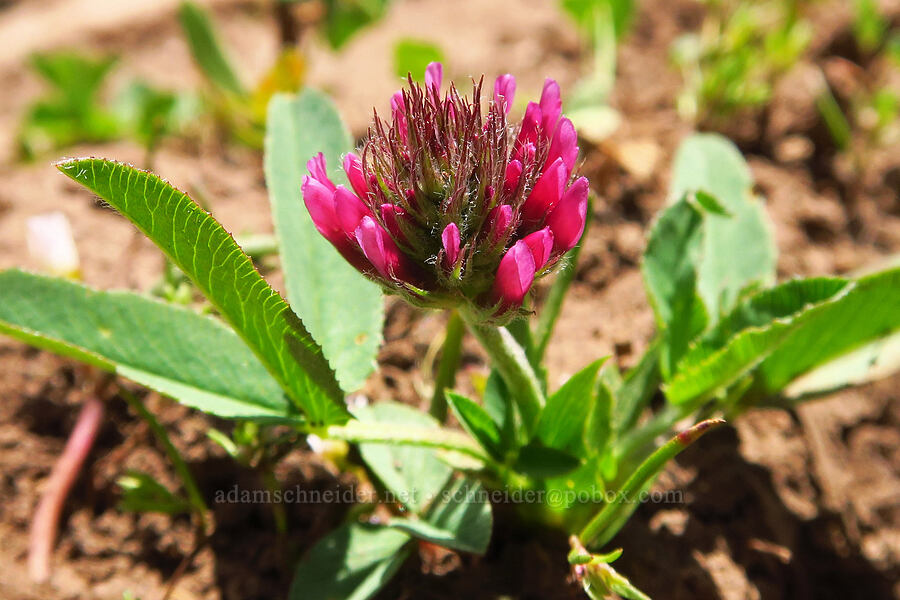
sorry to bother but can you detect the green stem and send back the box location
[579,418,724,548]
[120,387,209,530]
[261,468,287,535]
[429,310,465,422]
[531,195,593,365]
[462,311,545,436]
[321,420,491,464]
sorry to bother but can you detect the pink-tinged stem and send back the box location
[579,418,725,549]
[28,396,105,583]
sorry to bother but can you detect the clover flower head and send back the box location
[302,62,589,323]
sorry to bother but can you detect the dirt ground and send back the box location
[0,0,898,599]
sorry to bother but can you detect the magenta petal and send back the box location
[522,227,554,271]
[547,177,589,254]
[441,222,461,268]
[514,102,543,152]
[302,176,340,239]
[547,117,578,173]
[493,74,516,114]
[539,79,562,136]
[425,62,443,92]
[334,186,371,237]
[306,153,336,191]
[343,153,370,200]
[355,216,403,280]
[492,240,536,308]
[521,157,567,223]
[503,160,523,197]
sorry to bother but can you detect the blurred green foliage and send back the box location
[818,0,899,153]
[393,39,445,81]
[671,0,811,122]
[178,1,309,149]
[852,0,888,54]
[18,51,197,161]
[18,53,120,159]
[560,0,635,40]
[319,0,391,50]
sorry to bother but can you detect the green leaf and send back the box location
[117,470,191,515]
[536,359,606,455]
[670,133,776,321]
[583,560,650,600]
[642,198,707,378]
[393,39,445,81]
[390,477,492,554]
[0,270,291,420]
[446,392,503,460]
[541,456,604,528]
[356,402,453,512]
[585,374,614,456]
[514,441,581,480]
[58,158,347,425]
[754,267,900,396]
[666,277,853,405]
[289,523,410,600]
[612,341,661,435]
[265,91,383,392]
[178,1,245,96]
[482,369,518,448]
[783,331,900,399]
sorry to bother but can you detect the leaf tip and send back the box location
[676,418,725,446]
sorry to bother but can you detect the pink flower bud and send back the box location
[306,153,336,191]
[303,175,373,273]
[487,204,514,244]
[441,222,461,269]
[515,102,543,153]
[547,177,589,254]
[493,74,516,114]
[334,186,372,237]
[302,175,341,241]
[425,62,443,93]
[547,117,578,173]
[522,227,554,271]
[539,78,562,136]
[343,153,370,200]
[492,240,536,308]
[355,216,405,281]
[521,157,567,224]
[503,160,523,197]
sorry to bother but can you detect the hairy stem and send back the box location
[579,419,725,548]
[429,310,465,421]
[29,396,105,582]
[462,311,546,436]
[321,420,490,464]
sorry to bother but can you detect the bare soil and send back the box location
[0,0,898,599]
